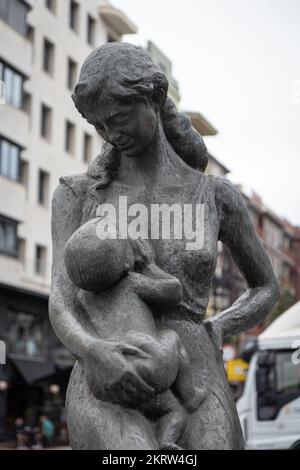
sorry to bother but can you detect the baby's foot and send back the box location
[160,442,183,451]
[183,387,207,413]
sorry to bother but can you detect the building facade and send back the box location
[206,159,300,322]
[244,191,300,303]
[0,0,136,439]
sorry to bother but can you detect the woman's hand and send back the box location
[83,339,155,407]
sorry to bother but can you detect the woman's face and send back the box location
[83,95,158,158]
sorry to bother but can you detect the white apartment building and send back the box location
[0,0,136,296]
[0,0,136,438]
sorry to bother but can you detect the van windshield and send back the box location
[276,351,300,394]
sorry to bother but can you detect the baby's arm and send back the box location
[128,239,183,306]
[128,271,182,306]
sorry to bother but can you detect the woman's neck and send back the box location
[116,119,186,187]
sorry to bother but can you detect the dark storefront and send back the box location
[0,284,73,442]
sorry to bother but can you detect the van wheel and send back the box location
[290,440,300,449]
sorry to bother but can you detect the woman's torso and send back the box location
[64,169,244,449]
[80,170,220,324]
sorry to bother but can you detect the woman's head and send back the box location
[72,42,208,185]
[73,43,168,158]
[64,218,134,293]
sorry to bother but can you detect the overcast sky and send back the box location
[112,0,300,225]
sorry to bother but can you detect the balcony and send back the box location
[99,3,137,36]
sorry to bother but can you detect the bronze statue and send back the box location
[49,43,279,449]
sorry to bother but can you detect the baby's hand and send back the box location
[130,238,156,269]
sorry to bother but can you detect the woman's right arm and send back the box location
[49,182,96,359]
[49,182,155,405]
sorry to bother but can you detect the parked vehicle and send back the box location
[237,302,300,449]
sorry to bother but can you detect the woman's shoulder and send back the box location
[57,172,90,197]
[206,174,244,213]
[51,172,96,226]
[52,172,98,206]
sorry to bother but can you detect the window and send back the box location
[23,90,31,114]
[7,312,47,358]
[283,236,292,252]
[40,103,52,140]
[67,57,77,90]
[0,0,7,19]
[276,351,300,394]
[43,38,55,76]
[0,0,29,37]
[45,0,56,14]
[0,136,21,181]
[0,215,18,256]
[38,169,49,205]
[83,133,92,163]
[18,237,25,265]
[20,159,28,188]
[87,14,95,46]
[35,244,47,276]
[0,59,24,108]
[65,120,75,155]
[69,0,79,32]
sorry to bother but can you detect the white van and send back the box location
[237,301,300,449]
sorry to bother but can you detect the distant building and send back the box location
[0,0,136,439]
[208,182,300,319]
[146,41,181,107]
[146,40,218,139]
[243,190,300,302]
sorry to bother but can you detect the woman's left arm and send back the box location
[204,177,279,347]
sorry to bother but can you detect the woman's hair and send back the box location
[72,42,208,188]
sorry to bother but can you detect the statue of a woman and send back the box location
[49,43,279,450]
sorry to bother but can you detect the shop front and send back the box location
[0,284,73,443]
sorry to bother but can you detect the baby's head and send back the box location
[64,217,134,293]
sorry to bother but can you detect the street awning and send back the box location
[10,358,56,384]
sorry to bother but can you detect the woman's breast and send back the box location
[151,199,219,319]
[81,174,220,319]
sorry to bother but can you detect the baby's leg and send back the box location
[121,330,182,392]
[122,329,206,411]
[145,329,206,412]
[142,390,186,450]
